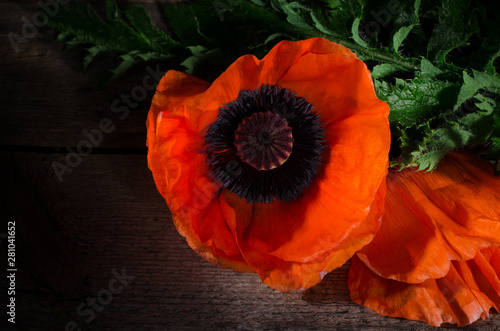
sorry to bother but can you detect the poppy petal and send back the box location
[147,72,251,272]
[348,247,500,327]
[357,152,500,283]
[220,181,386,291]
[235,114,389,264]
[278,51,382,128]
[171,38,360,135]
[147,70,210,202]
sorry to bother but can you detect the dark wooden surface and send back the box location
[1,2,499,330]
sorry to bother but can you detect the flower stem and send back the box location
[308,31,421,72]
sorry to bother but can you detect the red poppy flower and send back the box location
[348,152,500,326]
[146,38,390,291]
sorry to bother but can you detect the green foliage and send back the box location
[376,78,459,127]
[371,64,400,79]
[455,70,500,109]
[45,0,500,170]
[44,0,184,84]
[426,0,479,65]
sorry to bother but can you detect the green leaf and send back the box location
[278,0,313,30]
[427,0,479,64]
[404,95,496,171]
[45,0,187,82]
[123,5,178,51]
[485,51,500,75]
[310,11,341,37]
[376,78,460,127]
[413,122,473,171]
[413,0,421,16]
[393,25,414,53]
[457,96,495,144]
[105,53,137,82]
[455,70,500,110]
[181,45,220,75]
[351,17,370,48]
[419,57,442,79]
[82,45,107,71]
[392,0,420,53]
[371,63,400,79]
[453,2,500,73]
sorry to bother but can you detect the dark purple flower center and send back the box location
[205,85,324,203]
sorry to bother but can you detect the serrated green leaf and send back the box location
[457,98,495,144]
[393,25,414,53]
[181,45,208,74]
[427,0,479,64]
[391,0,420,53]
[407,97,496,170]
[485,51,500,75]
[376,78,460,126]
[413,150,449,171]
[413,122,472,171]
[453,2,500,73]
[100,53,137,86]
[310,11,341,37]
[112,53,136,75]
[278,0,313,30]
[371,63,400,79]
[419,57,442,78]
[324,0,341,9]
[455,70,500,110]
[82,45,107,71]
[45,0,190,82]
[124,5,178,51]
[263,33,287,44]
[351,17,370,48]
[181,45,222,75]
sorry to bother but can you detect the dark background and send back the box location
[1,1,499,330]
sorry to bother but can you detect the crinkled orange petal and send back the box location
[348,246,500,327]
[221,181,386,292]
[168,38,361,135]
[278,51,384,128]
[147,71,210,203]
[357,152,500,283]
[147,71,251,272]
[239,113,389,264]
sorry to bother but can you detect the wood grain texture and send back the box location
[1,1,170,151]
[1,1,499,330]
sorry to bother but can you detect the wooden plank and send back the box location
[0,1,171,150]
[1,152,498,330]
